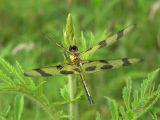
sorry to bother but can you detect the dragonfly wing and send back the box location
[24,63,80,77]
[80,24,136,56]
[81,58,143,74]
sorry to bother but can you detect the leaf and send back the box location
[60,84,70,101]
[53,101,68,105]
[140,68,159,100]
[58,111,73,119]
[96,112,101,120]
[115,68,160,120]
[2,105,11,117]
[149,109,157,120]
[0,83,12,89]
[0,57,24,84]
[35,81,46,96]
[16,61,36,87]
[16,61,24,74]
[81,32,87,52]
[132,90,139,109]
[133,68,160,119]
[14,95,24,120]
[123,79,132,111]
[72,90,83,102]
[105,97,118,120]
[63,13,76,46]
[119,106,125,118]
[0,52,55,120]
[0,71,14,85]
[60,114,73,119]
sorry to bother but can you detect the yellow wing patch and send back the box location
[24,58,143,77]
[81,58,143,74]
[80,24,136,56]
[24,63,80,77]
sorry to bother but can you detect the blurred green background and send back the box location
[0,0,160,120]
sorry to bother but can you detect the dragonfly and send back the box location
[24,24,143,104]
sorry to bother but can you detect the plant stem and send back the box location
[68,75,77,120]
[64,13,78,120]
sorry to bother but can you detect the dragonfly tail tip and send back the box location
[89,96,94,105]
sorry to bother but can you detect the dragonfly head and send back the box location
[68,45,78,52]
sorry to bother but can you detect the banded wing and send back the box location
[24,63,80,77]
[81,58,143,74]
[80,24,136,57]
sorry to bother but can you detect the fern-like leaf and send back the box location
[0,57,57,120]
[107,68,160,120]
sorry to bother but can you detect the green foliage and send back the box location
[107,68,160,120]
[0,0,160,119]
[96,112,101,120]
[106,97,118,120]
[0,57,56,119]
[63,13,76,47]
[123,79,132,111]
[0,105,11,120]
[14,95,24,120]
[149,109,158,120]
[60,84,70,102]
[0,14,83,120]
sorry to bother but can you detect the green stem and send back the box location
[35,104,40,120]
[64,13,78,120]
[68,75,77,120]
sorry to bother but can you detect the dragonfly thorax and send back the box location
[69,52,80,64]
[68,45,81,63]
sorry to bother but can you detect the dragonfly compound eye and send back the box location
[69,45,78,52]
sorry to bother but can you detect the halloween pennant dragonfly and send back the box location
[24,24,143,104]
